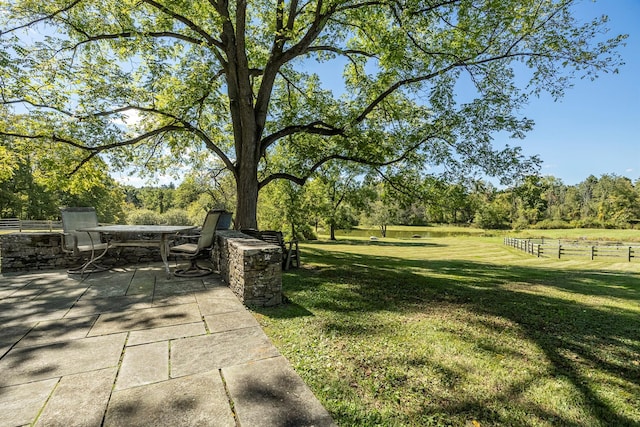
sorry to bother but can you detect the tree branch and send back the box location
[69,30,210,49]
[1,0,83,34]
[261,121,345,153]
[140,0,224,49]
[259,134,434,189]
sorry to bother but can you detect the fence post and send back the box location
[558,244,562,259]
[630,247,633,262]
[537,244,542,258]
[591,246,596,260]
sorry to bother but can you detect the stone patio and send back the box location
[0,264,335,427]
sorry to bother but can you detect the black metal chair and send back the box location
[169,209,223,277]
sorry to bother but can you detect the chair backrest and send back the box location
[259,230,285,248]
[60,207,101,250]
[197,209,223,250]
[216,211,233,230]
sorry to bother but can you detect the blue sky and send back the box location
[498,0,640,185]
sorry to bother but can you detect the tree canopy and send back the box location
[0,0,626,228]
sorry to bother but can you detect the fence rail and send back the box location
[0,218,62,232]
[504,237,638,262]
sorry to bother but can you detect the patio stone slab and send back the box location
[104,371,235,427]
[197,285,239,300]
[0,333,127,386]
[0,378,59,427]
[1,291,82,326]
[127,322,206,346]
[115,341,168,390]
[15,315,98,348]
[83,281,132,298]
[126,277,155,296]
[202,276,227,288]
[223,356,336,427]
[0,323,34,357]
[152,292,197,307]
[1,306,72,327]
[171,326,280,378]
[88,303,202,336]
[153,278,206,296]
[196,296,245,316]
[66,294,153,318]
[3,286,46,300]
[35,367,118,427]
[204,309,260,333]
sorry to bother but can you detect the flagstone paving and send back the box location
[0,264,335,427]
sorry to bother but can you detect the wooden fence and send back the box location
[504,237,638,262]
[0,218,62,232]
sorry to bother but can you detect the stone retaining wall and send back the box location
[0,230,283,308]
[215,230,282,307]
[0,232,164,272]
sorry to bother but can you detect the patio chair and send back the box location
[254,230,300,270]
[169,209,223,277]
[60,207,110,274]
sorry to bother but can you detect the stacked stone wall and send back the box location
[0,232,163,272]
[215,230,282,307]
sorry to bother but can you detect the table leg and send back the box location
[160,234,171,279]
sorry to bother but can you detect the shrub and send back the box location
[161,209,193,226]
[126,209,163,225]
[532,219,572,229]
[296,224,317,241]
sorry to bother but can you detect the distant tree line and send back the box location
[2,156,638,237]
[259,172,640,239]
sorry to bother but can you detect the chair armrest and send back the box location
[61,232,79,256]
[169,232,200,247]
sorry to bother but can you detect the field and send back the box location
[254,228,640,426]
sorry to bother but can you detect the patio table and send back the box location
[78,225,196,278]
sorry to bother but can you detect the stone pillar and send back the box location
[215,230,283,307]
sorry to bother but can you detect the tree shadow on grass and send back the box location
[258,243,640,426]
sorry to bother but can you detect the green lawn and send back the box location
[254,232,640,426]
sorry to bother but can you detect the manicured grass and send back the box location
[254,234,640,426]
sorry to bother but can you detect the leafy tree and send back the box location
[307,164,366,240]
[592,174,639,226]
[362,199,398,237]
[0,1,626,228]
[512,175,549,226]
[258,179,299,234]
[137,185,176,213]
[474,191,512,229]
[0,135,126,221]
[541,176,567,221]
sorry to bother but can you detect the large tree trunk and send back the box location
[235,166,259,230]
